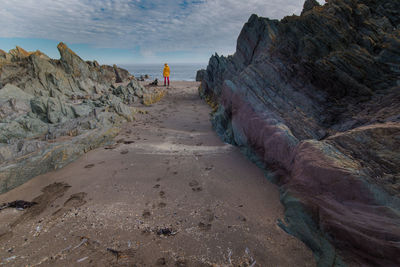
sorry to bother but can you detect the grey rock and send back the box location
[0,126,119,193]
[196,69,206,82]
[199,0,400,265]
[0,117,48,143]
[30,97,48,118]
[71,104,93,118]
[0,42,142,195]
[46,97,73,124]
[0,84,34,101]
[0,85,33,122]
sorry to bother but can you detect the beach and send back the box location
[0,81,315,266]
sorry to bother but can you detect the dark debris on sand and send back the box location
[0,200,38,211]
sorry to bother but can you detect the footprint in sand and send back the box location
[156,257,167,265]
[189,180,203,192]
[158,202,167,208]
[205,165,214,171]
[238,216,247,222]
[53,192,87,216]
[63,192,87,208]
[84,164,95,169]
[204,209,215,222]
[142,210,151,218]
[198,209,214,231]
[175,258,188,267]
[11,182,71,227]
[189,180,199,187]
[198,222,212,231]
[120,149,129,154]
[159,191,166,198]
[153,184,160,189]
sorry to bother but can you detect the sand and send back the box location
[0,81,315,266]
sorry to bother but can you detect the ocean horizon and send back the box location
[119,63,207,82]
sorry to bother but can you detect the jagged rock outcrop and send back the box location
[199,0,400,266]
[196,69,206,82]
[0,43,155,193]
[301,0,320,15]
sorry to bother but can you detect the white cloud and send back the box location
[0,0,323,57]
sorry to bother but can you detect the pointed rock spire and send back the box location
[301,0,320,15]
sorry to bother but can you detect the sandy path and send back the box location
[0,81,315,266]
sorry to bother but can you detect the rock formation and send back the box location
[0,43,155,193]
[199,0,400,266]
[196,69,206,82]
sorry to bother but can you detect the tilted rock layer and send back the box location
[199,0,400,266]
[0,43,150,193]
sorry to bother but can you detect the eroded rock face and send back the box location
[0,43,149,193]
[199,0,400,265]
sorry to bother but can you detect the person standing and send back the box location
[163,63,170,87]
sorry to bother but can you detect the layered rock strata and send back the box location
[199,0,400,266]
[0,43,152,193]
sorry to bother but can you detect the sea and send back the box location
[119,63,207,82]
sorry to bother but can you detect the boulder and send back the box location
[0,84,33,101]
[0,84,34,121]
[71,104,93,118]
[0,117,48,143]
[195,69,206,82]
[99,94,134,121]
[46,97,74,124]
[111,80,147,104]
[30,97,48,119]
[113,64,130,83]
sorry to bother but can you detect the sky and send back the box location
[0,0,325,65]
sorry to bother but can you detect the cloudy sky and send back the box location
[0,0,324,64]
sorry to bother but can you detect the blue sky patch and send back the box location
[0,0,321,64]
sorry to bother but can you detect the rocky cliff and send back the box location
[199,0,400,266]
[0,43,155,193]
